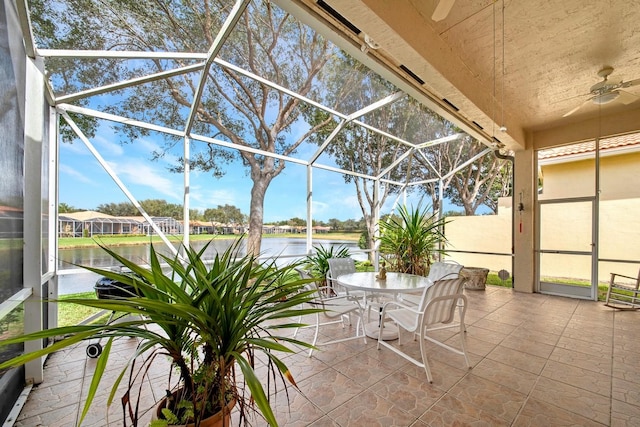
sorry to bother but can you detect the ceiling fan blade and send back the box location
[617,90,639,105]
[622,77,640,89]
[563,97,593,117]
[432,0,455,21]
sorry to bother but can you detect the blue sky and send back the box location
[58,122,435,222]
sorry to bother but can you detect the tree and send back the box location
[58,203,79,213]
[95,202,137,217]
[204,204,246,225]
[327,218,341,231]
[445,141,512,215]
[306,54,421,261]
[189,208,203,221]
[140,199,183,218]
[409,114,461,211]
[288,217,305,227]
[411,121,512,215]
[96,199,184,218]
[30,0,336,256]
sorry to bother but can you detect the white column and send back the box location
[513,148,535,293]
[183,135,190,249]
[305,165,313,253]
[23,56,46,383]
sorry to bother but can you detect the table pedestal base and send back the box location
[364,321,398,340]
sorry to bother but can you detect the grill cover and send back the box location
[94,277,139,299]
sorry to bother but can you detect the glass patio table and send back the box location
[336,271,432,340]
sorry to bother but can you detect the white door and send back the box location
[537,198,596,299]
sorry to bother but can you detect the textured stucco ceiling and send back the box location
[284,0,640,151]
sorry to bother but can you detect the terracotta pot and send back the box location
[153,390,235,427]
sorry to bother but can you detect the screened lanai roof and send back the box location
[18,0,506,253]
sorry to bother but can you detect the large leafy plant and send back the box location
[0,238,319,426]
[302,244,351,285]
[377,204,449,276]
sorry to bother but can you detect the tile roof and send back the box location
[538,133,640,160]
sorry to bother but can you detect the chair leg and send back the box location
[346,312,353,326]
[605,274,614,305]
[308,312,320,357]
[460,332,471,369]
[293,314,302,338]
[457,302,467,333]
[359,316,367,344]
[458,319,471,369]
[419,327,434,383]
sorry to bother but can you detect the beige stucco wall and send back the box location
[539,151,640,200]
[445,150,640,285]
[444,198,513,277]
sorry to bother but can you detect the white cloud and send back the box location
[134,138,179,165]
[59,140,91,156]
[59,163,95,184]
[190,187,239,210]
[108,160,182,201]
[93,134,125,156]
[311,191,363,221]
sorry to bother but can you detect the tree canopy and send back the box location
[32,0,338,255]
[34,0,512,259]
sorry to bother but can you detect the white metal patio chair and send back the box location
[401,261,464,307]
[327,257,386,323]
[377,276,470,383]
[326,257,357,296]
[293,268,367,357]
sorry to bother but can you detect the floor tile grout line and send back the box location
[17,287,639,426]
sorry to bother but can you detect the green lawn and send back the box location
[57,291,110,327]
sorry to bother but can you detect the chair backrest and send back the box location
[427,261,463,282]
[295,267,315,285]
[327,258,356,281]
[415,273,464,311]
[295,267,325,305]
[422,277,466,325]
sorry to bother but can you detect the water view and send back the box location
[57,237,365,295]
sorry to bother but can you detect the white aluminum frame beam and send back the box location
[56,63,205,104]
[60,111,180,257]
[39,0,498,267]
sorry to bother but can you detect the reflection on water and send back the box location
[58,238,364,295]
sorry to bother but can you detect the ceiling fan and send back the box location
[563,66,640,117]
[432,0,455,21]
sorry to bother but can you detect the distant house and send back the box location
[312,226,331,234]
[263,224,277,234]
[59,211,327,238]
[58,211,183,237]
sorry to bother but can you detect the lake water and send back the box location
[57,238,366,295]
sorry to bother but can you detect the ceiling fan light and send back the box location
[592,91,619,105]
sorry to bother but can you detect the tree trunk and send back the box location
[366,220,376,264]
[247,183,266,257]
[246,166,274,257]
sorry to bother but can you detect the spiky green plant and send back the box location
[302,244,351,285]
[377,204,449,276]
[0,237,320,426]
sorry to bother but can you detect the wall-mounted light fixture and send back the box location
[361,34,380,53]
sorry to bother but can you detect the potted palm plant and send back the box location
[377,204,449,276]
[301,243,352,286]
[0,237,319,426]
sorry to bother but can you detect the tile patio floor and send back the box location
[13,285,640,426]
